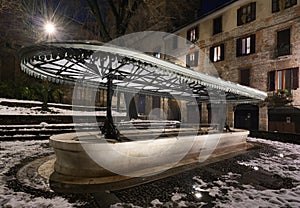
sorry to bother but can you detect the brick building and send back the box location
[168,0,300,133]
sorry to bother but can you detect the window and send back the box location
[237,2,256,26]
[172,36,178,50]
[187,26,199,43]
[240,69,250,86]
[277,28,291,56]
[268,68,299,91]
[153,52,161,59]
[152,47,161,58]
[186,51,199,67]
[272,0,297,12]
[213,16,222,35]
[210,44,225,62]
[236,34,256,56]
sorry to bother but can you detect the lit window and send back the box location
[210,44,225,62]
[268,68,299,91]
[187,27,199,43]
[237,34,256,56]
[154,53,161,59]
[186,51,199,67]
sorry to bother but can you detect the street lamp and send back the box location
[44,21,56,36]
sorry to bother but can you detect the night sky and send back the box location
[201,0,235,15]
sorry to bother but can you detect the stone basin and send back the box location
[49,128,249,185]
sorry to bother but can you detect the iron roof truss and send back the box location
[19,42,267,104]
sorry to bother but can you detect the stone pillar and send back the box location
[226,104,235,128]
[259,106,268,131]
[201,103,209,124]
[145,95,152,116]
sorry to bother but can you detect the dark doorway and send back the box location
[168,98,181,121]
[138,95,146,115]
[152,96,161,119]
[234,104,259,130]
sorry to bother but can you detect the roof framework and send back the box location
[19,42,267,103]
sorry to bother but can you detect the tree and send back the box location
[84,0,202,40]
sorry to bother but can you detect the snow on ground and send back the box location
[1,99,299,207]
[0,98,124,116]
[1,109,300,208]
[111,138,300,208]
[0,140,83,208]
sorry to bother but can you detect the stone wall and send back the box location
[173,0,300,131]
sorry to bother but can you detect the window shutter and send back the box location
[285,69,292,90]
[268,71,275,91]
[219,17,223,33]
[186,30,191,42]
[241,69,250,86]
[210,47,214,62]
[186,54,190,67]
[237,8,242,26]
[173,36,178,49]
[213,16,222,34]
[194,51,199,66]
[251,2,256,21]
[272,0,279,12]
[195,27,199,40]
[291,67,299,89]
[250,34,256,54]
[220,44,225,61]
[236,38,242,56]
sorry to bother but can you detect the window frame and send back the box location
[210,44,225,62]
[272,0,297,13]
[277,28,291,57]
[237,2,256,26]
[236,34,256,56]
[268,68,299,91]
[172,36,178,50]
[240,68,251,86]
[186,51,199,67]
[213,16,223,35]
[186,26,199,43]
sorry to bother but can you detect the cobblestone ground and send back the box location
[1,138,300,208]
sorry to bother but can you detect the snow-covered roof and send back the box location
[19,41,267,103]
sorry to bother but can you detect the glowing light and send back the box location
[194,192,202,199]
[279,153,284,158]
[254,166,259,171]
[44,22,56,35]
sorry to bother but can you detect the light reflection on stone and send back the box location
[194,192,202,199]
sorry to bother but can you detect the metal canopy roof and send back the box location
[19,41,267,103]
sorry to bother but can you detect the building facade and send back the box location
[169,0,300,133]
